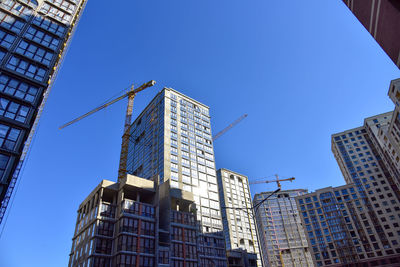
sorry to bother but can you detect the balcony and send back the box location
[122,199,155,219]
[171,210,196,226]
[99,203,116,219]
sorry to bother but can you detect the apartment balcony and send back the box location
[122,199,155,219]
[171,210,196,227]
[99,203,116,219]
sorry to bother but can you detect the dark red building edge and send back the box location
[342,0,400,69]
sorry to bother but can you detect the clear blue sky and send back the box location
[1,0,399,266]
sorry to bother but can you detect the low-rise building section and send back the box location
[296,184,397,266]
[68,175,203,267]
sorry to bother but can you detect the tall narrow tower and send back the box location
[0,0,88,221]
[217,168,263,267]
[127,87,227,266]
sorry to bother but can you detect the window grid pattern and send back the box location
[0,74,39,103]
[47,0,77,14]
[32,15,66,37]
[0,29,16,49]
[0,97,30,123]
[0,11,25,33]
[24,26,60,50]
[0,0,33,18]
[16,40,54,66]
[40,3,72,24]
[18,0,40,9]
[6,56,47,82]
[0,123,21,151]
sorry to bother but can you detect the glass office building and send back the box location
[0,0,88,222]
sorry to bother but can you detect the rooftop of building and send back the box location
[217,168,249,179]
[129,86,210,128]
[254,188,308,197]
[364,111,393,124]
[296,183,356,196]
[76,174,156,209]
[165,87,210,109]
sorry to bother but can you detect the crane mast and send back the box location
[59,80,156,181]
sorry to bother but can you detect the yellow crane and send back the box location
[59,80,156,181]
[249,174,295,189]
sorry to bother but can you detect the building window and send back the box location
[0,123,21,151]
[0,153,9,179]
[47,0,76,14]
[0,74,39,103]
[0,0,33,18]
[16,37,54,65]
[40,3,72,24]
[6,56,47,81]
[24,26,60,50]
[18,0,40,8]
[0,29,16,49]
[32,15,66,37]
[0,11,25,33]
[0,97,30,123]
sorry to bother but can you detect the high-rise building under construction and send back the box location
[68,88,227,266]
[0,0,88,223]
[127,87,227,266]
[253,189,314,267]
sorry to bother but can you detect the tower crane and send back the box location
[59,80,156,181]
[249,174,295,189]
[212,114,248,141]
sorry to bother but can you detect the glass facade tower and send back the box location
[127,87,227,266]
[0,0,88,221]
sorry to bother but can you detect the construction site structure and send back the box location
[59,80,156,182]
[253,189,314,267]
[212,114,248,141]
[68,87,229,266]
[68,174,200,267]
[0,0,89,226]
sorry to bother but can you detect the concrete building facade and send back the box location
[126,88,227,266]
[341,0,400,68]
[216,168,262,267]
[296,183,400,267]
[0,0,88,221]
[68,175,202,267]
[383,79,400,178]
[253,189,314,267]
